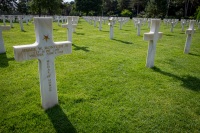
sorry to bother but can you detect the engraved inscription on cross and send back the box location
[0,25,11,53]
[184,20,195,54]
[143,19,163,68]
[13,17,72,110]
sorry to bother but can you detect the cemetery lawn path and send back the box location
[0,18,200,133]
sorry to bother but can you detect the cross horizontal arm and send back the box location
[13,44,38,61]
[143,32,162,41]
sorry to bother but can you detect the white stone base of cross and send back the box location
[144,19,163,68]
[0,26,11,53]
[184,20,195,54]
[13,17,72,110]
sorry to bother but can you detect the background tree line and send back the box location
[0,0,200,19]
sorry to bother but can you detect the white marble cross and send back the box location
[98,17,102,31]
[118,17,123,30]
[13,17,72,110]
[0,26,11,53]
[184,20,195,54]
[108,17,114,39]
[2,15,6,26]
[148,19,151,28]
[62,16,73,42]
[9,15,14,28]
[170,21,175,32]
[136,20,142,36]
[181,20,186,32]
[143,19,163,68]
[18,15,24,31]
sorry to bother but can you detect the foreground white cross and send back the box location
[143,19,163,68]
[0,26,11,53]
[62,16,73,42]
[184,20,195,54]
[13,17,72,110]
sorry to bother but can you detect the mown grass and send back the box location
[0,17,200,133]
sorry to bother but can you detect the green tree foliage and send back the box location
[195,6,200,20]
[0,0,17,14]
[167,0,200,18]
[18,0,29,14]
[29,0,62,16]
[75,0,102,15]
[129,0,148,15]
[121,9,132,17]
[103,0,119,16]
[118,0,131,11]
[62,1,76,16]
[145,0,167,18]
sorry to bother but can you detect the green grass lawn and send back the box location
[0,17,200,133]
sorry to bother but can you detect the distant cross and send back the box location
[108,17,114,39]
[13,17,72,110]
[9,15,13,28]
[98,17,102,31]
[143,19,163,68]
[184,20,195,54]
[170,21,175,32]
[136,20,142,36]
[148,19,151,28]
[181,20,186,32]
[0,26,11,53]
[62,16,73,42]
[2,15,6,26]
[18,15,24,31]
[118,17,123,30]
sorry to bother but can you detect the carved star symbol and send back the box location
[43,35,50,42]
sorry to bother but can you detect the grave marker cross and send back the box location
[184,20,195,54]
[143,19,163,68]
[62,16,73,42]
[13,17,72,110]
[0,26,11,53]
[108,17,114,39]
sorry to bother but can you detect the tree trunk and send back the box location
[185,0,189,17]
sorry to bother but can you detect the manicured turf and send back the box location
[0,17,200,132]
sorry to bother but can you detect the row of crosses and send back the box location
[0,17,196,110]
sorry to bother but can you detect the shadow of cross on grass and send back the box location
[152,67,200,91]
[112,39,133,45]
[46,105,77,133]
[72,44,89,52]
[0,53,14,67]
